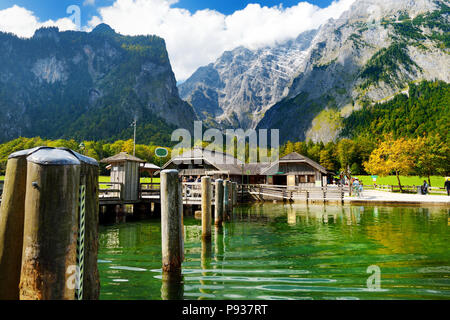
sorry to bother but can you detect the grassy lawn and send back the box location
[0,176,3,181]
[353,175,447,187]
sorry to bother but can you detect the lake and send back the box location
[98,203,449,300]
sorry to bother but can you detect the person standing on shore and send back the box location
[445,178,450,196]
[421,180,429,195]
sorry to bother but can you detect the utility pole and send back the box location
[131,118,137,156]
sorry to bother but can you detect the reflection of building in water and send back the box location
[287,206,297,225]
[184,225,202,243]
[102,229,120,248]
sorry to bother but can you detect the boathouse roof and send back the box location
[261,152,329,175]
[162,147,273,175]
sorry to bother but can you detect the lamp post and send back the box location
[79,142,85,155]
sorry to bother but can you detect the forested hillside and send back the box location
[341,81,449,140]
[0,24,196,145]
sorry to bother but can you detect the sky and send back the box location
[0,0,356,81]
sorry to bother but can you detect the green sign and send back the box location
[155,147,168,158]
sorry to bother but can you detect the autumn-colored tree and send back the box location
[283,141,294,156]
[294,141,307,155]
[364,136,417,192]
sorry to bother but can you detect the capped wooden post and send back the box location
[201,176,212,240]
[160,169,184,273]
[0,148,40,299]
[214,179,224,227]
[19,149,81,300]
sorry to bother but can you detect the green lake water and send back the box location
[98,204,450,300]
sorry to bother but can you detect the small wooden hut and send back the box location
[101,152,145,201]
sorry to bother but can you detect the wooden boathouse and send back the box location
[262,152,334,187]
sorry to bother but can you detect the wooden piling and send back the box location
[214,179,224,227]
[229,182,235,212]
[233,182,238,206]
[160,169,184,273]
[224,180,230,215]
[19,149,81,300]
[201,176,212,239]
[0,152,29,299]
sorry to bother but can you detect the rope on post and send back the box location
[76,184,86,300]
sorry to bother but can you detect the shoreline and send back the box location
[343,190,450,207]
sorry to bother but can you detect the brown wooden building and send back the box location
[262,152,331,187]
[161,147,268,184]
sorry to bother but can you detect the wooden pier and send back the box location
[243,184,347,203]
[98,181,346,208]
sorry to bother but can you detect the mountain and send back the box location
[257,0,449,143]
[178,30,317,129]
[0,24,196,144]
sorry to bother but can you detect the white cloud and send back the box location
[83,0,96,6]
[88,0,356,81]
[0,1,357,80]
[0,5,77,38]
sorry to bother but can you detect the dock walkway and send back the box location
[345,190,450,206]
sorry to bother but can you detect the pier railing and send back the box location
[99,182,123,200]
[181,182,216,204]
[242,184,345,202]
[140,182,160,198]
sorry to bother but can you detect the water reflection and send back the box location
[161,272,184,300]
[199,239,212,299]
[287,205,296,225]
[98,204,450,300]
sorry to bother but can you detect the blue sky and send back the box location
[0,0,336,27]
[0,0,354,80]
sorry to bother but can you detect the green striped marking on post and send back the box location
[76,184,86,300]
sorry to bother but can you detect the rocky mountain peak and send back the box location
[179,28,318,130]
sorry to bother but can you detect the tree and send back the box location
[336,139,358,171]
[364,136,417,192]
[283,141,294,156]
[293,141,307,155]
[319,149,335,171]
[413,135,450,186]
